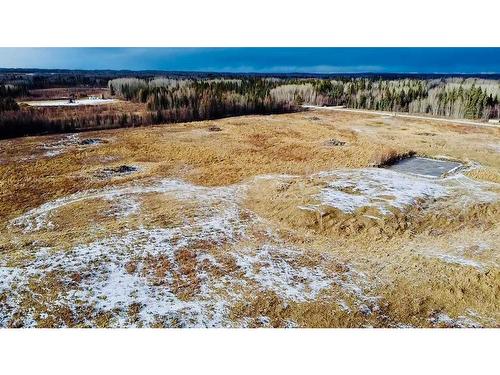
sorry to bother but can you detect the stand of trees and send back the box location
[108,78,295,119]
[0,97,19,112]
[269,77,499,120]
[308,78,500,120]
[0,84,23,112]
[0,84,27,98]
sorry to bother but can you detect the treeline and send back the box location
[108,77,295,119]
[0,106,208,139]
[270,78,499,120]
[1,75,499,139]
[408,79,499,119]
[1,72,119,90]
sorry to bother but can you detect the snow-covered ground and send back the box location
[2,165,498,327]
[21,98,118,107]
[40,134,81,157]
[3,174,380,327]
[299,167,498,216]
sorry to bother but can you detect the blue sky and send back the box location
[0,48,499,73]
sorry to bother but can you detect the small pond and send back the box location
[387,157,462,178]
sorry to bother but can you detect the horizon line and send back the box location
[1,67,499,75]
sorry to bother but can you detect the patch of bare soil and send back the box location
[94,165,139,179]
[324,139,346,147]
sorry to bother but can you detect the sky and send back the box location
[0,48,499,74]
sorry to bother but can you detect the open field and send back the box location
[0,109,499,327]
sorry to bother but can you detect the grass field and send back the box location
[0,109,499,327]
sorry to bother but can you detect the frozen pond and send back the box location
[387,157,462,178]
[21,98,117,107]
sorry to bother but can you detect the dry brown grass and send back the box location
[0,112,408,223]
[466,167,500,183]
[244,173,499,241]
[1,109,499,327]
[375,256,500,327]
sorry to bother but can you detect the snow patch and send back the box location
[10,179,242,233]
[427,253,484,269]
[303,168,498,215]
[234,245,332,302]
[312,168,449,214]
[40,134,80,157]
[430,312,481,328]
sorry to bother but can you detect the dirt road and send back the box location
[303,105,500,129]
